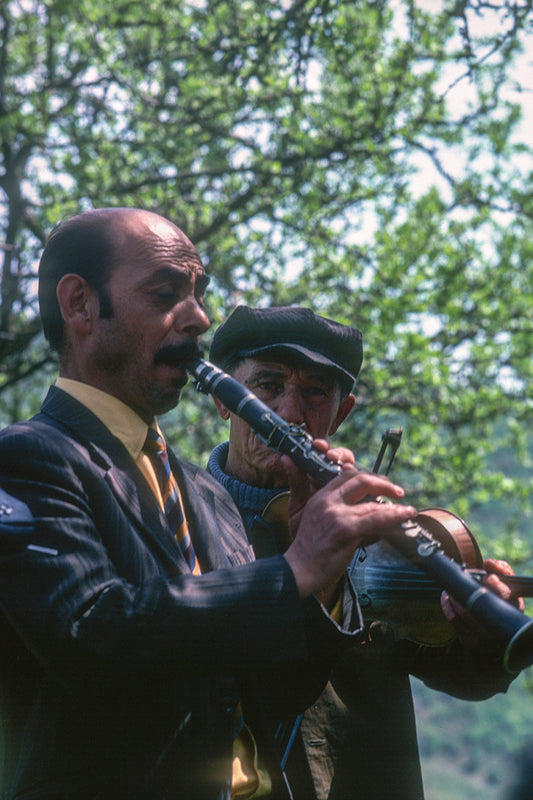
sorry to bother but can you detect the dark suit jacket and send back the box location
[0,387,357,800]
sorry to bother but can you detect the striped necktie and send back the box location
[144,431,258,790]
[143,427,200,574]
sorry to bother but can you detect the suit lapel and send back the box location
[170,456,225,572]
[40,387,190,573]
[172,453,255,572]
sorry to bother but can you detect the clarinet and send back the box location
[186,357,533,674]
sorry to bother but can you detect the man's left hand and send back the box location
[441,558,525,649]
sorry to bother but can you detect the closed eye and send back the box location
[150,286,182,306]
[303,386,329,398]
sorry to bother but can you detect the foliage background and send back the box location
[1,1,533,797]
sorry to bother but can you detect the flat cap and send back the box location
[209,305,363,393]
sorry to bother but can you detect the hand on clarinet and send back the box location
[283,444,416,599]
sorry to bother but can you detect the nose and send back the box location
[174,296,210,337]
[273,386,306,426]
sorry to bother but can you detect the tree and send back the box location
[1,0,532,549]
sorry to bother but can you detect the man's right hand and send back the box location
[283,465,416,598]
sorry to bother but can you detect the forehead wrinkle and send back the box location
[242,361,340,394]
[140,266,192,285]
[246,359,319,377]
[142,233,201,263]
[243,363,288,379]
[246,365,325,383]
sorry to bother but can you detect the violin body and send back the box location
[261,498,489,645]
[261,494,533,650]
[349,508,484,646]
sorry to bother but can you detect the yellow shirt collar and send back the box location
[55,378,149,460]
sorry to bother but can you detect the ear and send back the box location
[212,394,231,421]
[328,393,356,436]
[56,274,100,335]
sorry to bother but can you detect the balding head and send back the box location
[38,208,196,352]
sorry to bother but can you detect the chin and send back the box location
[259,455,286,476]
[151,388,183,417]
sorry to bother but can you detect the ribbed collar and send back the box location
[207,442,285,519]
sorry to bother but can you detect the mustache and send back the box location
[154,341,204,369]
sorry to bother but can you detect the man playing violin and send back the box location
[207,304,523,800]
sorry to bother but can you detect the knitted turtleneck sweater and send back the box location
[207,442,287,533]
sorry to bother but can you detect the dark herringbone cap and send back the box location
[209,305,363,394]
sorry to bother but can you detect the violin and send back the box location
[350,506,533,646]
[261,496,533,647]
